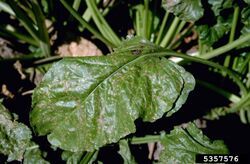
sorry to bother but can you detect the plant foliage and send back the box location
[30,37,195,152]
[1,0,250,163]
[157,123,228,163]
[0,103,48,163]
[162,0,204,22]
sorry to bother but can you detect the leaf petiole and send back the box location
[60,0,116,48]
[79,151,97,164]
[200,32,250,59]
[130,135,161,144]
[144,51,247,95]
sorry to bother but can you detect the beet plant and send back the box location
[1,0,250,163]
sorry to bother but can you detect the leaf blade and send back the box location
[162,0,204,22]
[31,39,195,152]
[156,123,229,163]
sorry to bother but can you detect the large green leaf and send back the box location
[0,103,49,163]
[30,38,195,152]
[162,0,204,22]
[208,0,234,16]
[196,18,231,46]
[0,103,32,161]
[156,123,229,163]
[196,0,234,46]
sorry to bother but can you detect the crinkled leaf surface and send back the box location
[196,20,230,46]
[196,0,250,46]
[23,142,50,164]
[0,103,49,163]
[240,7,250,47]
[196,0,234,46]
[162,0,204,22]
[0,103,32,161]
[241,7,250,33]
[156,123,228,164]
[31,38,195,152]
[208,0,234,16]
[61,150,85,164]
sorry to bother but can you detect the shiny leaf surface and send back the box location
[162,0,204,22]
[0,103,32,162]
[157,123,229,163]
[208,0,233,16]
[31,38,195,152]
[196,21,230,46]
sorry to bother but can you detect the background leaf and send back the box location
[240,6,250,47]
[156,122,229,163]
[0,103,49,163]
[208,0,234,16]
[0,103,48,163]
[61,150,84,164]
[196,19,231,46]
[23,142,50,164]
[31,38,195,152]
[0,103,32,161]
[195,0,234,46]
[162,0,204,22]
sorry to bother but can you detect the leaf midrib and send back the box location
[49,54,154,150]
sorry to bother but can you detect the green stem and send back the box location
[199,39,203,55]
[229,92,250,113]
[169,23,194,49]
[201,32,250,59]
[0,28,39,46]
[79,151,97,164]
[130,135,161,144]
[30,0,51,57]
[86,0,121,46]
[247,62,250,88]
[238,53,250,74]
[223,6,240,74]
[143,0,149,39]
[240,109,248,124]
[82,7,92,22]
[73,0,81,10]
[197,79,240,103]
[168,20,186,49]
[155,11,169,45]
[33,56,62,65]
[60,0,115,48]
[174,20,186,38]
[81,0,101,24]
[160,16,180,47]
[135,6,143,36]
[7,0,40,43]
[229,6,239,43]
[0,1,15,15]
